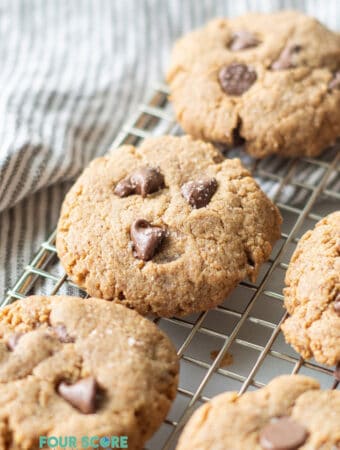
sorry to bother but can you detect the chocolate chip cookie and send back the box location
[56,135,282,317]
[176,375,340,450]
[282,211,340,366]
[167,11,340,158]
[0,296,179,449]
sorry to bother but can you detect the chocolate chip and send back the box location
[329,71,340,91]
[7,333,23,351]
[260,417,308,450]
[181,178,218,209]
[114,167,165,198]
[131,167,165,197]
[130,219,166,261]
[333,293,340,316]
[219,63,257,96]
[58,377,97,414]
[53,324,75,343]
[271,44,302,70]
[114,178,134,197]
[230,30,259,51]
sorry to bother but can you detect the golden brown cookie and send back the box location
[167,11,340,158]
[56,135,282,317]
[282,211,340,366]
[176,375,340,450]
[0,296,179,450]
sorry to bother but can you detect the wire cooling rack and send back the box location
[3,84,340,450]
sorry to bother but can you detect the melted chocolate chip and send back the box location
[58,377,97,414]
[219,63,257,96]
[260,417,308,450]
[333,293,340,316]
[130,219,166,261]
[53,324,75,343]
[181,178,218,209]
[114,167,165,198]
[271,44,302,70]
[7,333,23,351]
[131,167,165,197]
[114,178,134,197]
[329,71,340,91]
[230,30,259,51]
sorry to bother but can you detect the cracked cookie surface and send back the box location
[56,135,281,317]
[176,375,340,450]
[282,211,340,366]
[0,296,179,450]
[167,11,340,158]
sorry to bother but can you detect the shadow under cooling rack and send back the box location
[3,83,340,450]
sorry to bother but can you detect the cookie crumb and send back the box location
[210,350,233,368]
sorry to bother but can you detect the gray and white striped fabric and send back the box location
[0,0,339,297]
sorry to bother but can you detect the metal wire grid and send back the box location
[2,84,340,450]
